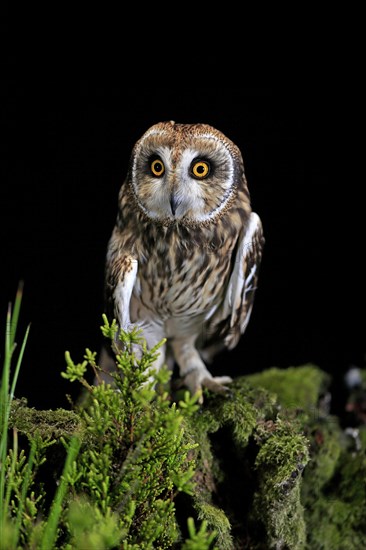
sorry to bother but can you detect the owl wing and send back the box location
[104,250,138,330]
[205,212,264,352]
[99,246,139,381]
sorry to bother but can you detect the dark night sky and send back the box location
[1,84,364,412]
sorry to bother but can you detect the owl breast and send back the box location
[129,227,238,335]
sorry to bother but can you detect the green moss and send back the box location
[209,363,366,549]
[191,379,273,445]
[254,419,309,488]
[251,419,309,549]
[338,446,366,525]
[185,376,314,549]
[301,407,366,549]
[10,398,82,439]
[301,419,343,502]
[205,378,278,446]
[196,502,233,550]
[253,480,306,550]
[359,425,366,448]
[304,498,366,550]
[321,434,366,543]
[245,363,330,411]
[182,380,278,549]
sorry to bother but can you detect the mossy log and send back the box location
[8,364,366,549]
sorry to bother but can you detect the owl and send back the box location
[103,121,264,403]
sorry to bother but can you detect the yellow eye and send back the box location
[191,160,210,179]
[150,158,165,177]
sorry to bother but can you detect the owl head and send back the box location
[126,121,248,227]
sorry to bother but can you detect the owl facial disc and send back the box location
[129,123,240,226]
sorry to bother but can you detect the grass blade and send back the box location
[40,436,81,550]
[0,304,12,530]
[10,281,24,351]
[0,283,28,540]
[10,323,31,401]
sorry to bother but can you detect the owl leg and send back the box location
[171,336,232,404]
[97,344,118,385]
[137,323,167,386]
[97,323,166,387]
[143,340,167,385]
[199,342,226,364]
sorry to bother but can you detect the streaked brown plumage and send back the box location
[104,121,264,402]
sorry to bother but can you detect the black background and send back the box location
[1,85,364,414]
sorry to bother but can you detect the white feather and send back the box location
[113,259,138,329]
[220,212,261,329]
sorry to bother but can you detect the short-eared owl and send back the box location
[104,121,264,402]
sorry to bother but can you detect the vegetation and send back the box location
[1,289,212,549]
[1,286,365,548]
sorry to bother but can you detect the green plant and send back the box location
[61,316,206,548]
[0,285,82,548]
[1,293,216,549]
[0,282,33,547]
[3,287,366,549]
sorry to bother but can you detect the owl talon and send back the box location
[182,370,233,403]
[202,376,233,396]
[171,377,186,391]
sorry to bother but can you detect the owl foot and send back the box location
[180,367,233,404]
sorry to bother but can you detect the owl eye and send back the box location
[150,158,165,177]
[191,159,210,179]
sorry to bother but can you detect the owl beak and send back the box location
[170,194,180,216]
